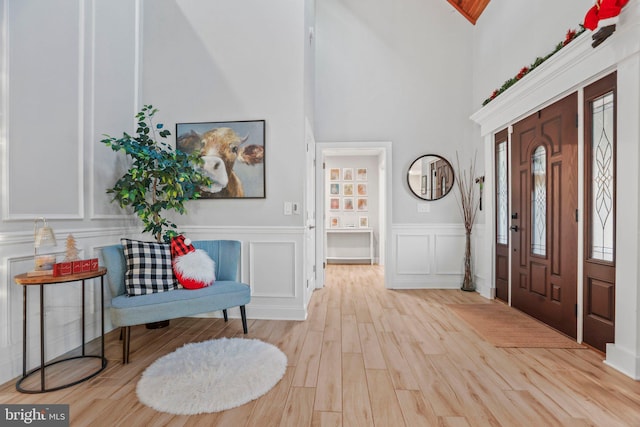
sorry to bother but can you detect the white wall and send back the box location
[140,0,312,320]
[0,0,313,385]
[472,0,593,109]
[141,0,306,228]
[315,0,476,225]
[315,0,479,290]
[0,0,142,386]
[3,0,635,387]
[325,155,379,261]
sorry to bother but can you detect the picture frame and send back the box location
[330,183,340,195]
[343,183,354,196]
[330,198,340,210]
[343,168,354,181]
[357,198,368,211]
[330,217,341,228]
[357,168,368,181]
[359,216,369,228]
[357,183,367,196]
[176,120,265,199]
[343,197,354,211]
[330,168,341,181]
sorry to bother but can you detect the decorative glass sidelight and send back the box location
[496,141,508,245]
[591,92,615,262]
[531,146,547,256]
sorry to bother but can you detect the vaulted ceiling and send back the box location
[446,0,490,24]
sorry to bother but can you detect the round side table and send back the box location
[14,267,108,393]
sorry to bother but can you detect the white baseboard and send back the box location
[604,343,640,380]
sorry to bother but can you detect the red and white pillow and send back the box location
[170,236,216,289]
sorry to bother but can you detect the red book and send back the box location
[90,258,99,271]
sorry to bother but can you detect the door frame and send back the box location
[314,141,393,288]
[304,118,317,303]
[486,89,588,343]
[472,17,640,376]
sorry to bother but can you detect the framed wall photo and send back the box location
[330,216,340,228]
[330,168,340,181]
[357,198,368,211]
[357,183,367,196]
[357,168,367,181]
[343,168,354,181]
[330,197,340,211]
[343,183,354,196]
[330,183,340,195]
[176,120,265,199]
[359,216,369,228]
[343,197,354,211]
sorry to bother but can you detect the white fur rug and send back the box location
[136,337,287,415]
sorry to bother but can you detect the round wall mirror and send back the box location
[407,154,455,201]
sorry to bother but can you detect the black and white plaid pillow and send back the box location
[121,239,177,296]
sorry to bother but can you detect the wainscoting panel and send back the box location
[395,234,430,275]
[90,0,141,219]
[391,224,486,290]
[0,225,307,385]
[434,233,465,275]
[249,241,297,298]
[176,226,307,321]
[4,0,84,219]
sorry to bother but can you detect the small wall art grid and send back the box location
[328,167,368,228]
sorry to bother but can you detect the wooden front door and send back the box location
[583,73,616,352]
[494,129,509,302]
[510,93,578,338]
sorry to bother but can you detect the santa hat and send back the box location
[584,0,629,30]
[170,235,216,289]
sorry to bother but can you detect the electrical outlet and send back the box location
[284,202,292,215]
[292,202,300,214]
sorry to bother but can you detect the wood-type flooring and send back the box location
[1,265,639,426]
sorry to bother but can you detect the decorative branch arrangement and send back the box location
[455,153,479,234]
[455,152,480,291]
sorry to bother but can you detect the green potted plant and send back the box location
[101,105,212,244]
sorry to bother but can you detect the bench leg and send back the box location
[240,305,248,334]
[122,326,131,364]
[223,309,228,322]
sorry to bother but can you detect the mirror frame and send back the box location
[407,154,455,201]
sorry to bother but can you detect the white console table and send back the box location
[325,228,374,265]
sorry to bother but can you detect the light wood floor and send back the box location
[2,265,640,426]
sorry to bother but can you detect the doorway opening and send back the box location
[315,142,392,289]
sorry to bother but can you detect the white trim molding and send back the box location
[390,223,486,291]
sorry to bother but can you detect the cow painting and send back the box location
[176,120,265,198]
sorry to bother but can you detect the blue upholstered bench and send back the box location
[102,240,250,363]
